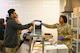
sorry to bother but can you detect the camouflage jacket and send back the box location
[43,23,72,49]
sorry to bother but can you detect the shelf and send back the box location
[31,42,42,53]
[29,35,44,53]
[68,18,71,20]
[72,38,80,42]
[72,44,76,47]
[72,28,80,30]
[72,16,80,18]
[72,27,80,30]
[30,34,42,36]
[70,12,80,53]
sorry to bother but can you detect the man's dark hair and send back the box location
[60,15,67,23]
[8,9,15,16]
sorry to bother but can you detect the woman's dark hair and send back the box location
[0,18,4,24]
[60,15,67,23]
[8,9,15,16]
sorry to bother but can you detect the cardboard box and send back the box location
[73,7,79,16]
[72,34,80,39]
[73,7,80,17]
[57,44,68,53]
[44,45,57,53]
[73,34,77,39]
[44,44,68,53]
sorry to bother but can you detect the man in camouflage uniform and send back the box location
[43,15,72,53]
[0,40,4,53]
[0,18,5,53]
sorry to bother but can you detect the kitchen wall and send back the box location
[0,0,60,41]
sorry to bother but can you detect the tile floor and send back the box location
[17,43,29,53]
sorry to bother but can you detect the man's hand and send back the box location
[31,21,34,26]
[28,26,33,32]
[14,15,21,24]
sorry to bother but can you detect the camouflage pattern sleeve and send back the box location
[43,23,58,28]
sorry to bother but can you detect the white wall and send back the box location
[0,0,60,41]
